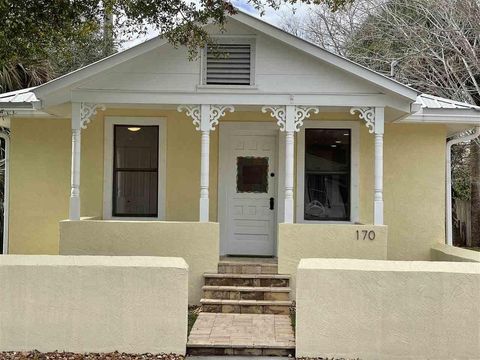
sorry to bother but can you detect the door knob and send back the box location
[269,197,274,210]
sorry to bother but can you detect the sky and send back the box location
[123,0,309,49]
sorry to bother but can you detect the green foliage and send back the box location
[0,0,351,92]
[452,142,472,201]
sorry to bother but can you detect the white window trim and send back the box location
[201,37,256,87]
[0,133,9,254]
[296,120,360,224]
[103,116,167,221]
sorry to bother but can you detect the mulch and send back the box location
[0,352,185,360]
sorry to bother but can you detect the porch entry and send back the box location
[219,124,278,256]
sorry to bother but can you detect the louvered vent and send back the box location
[206,44,252,85]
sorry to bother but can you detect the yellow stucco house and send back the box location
[1,11,479,304]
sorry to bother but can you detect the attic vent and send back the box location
[205,44,252,85]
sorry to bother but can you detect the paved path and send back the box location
[188,313,295,348]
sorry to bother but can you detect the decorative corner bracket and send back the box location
[177,105,200,128]
[80,103,106,129]
[294,106,320,131]
[178,104,234,131]
[350,107,375,134]
[262,105,319,132]
[262,106,286,130]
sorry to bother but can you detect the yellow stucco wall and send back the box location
[59,220,218,303]
[8,111,446,261]
[384,124,446,260]
[296,258,480,359]
[9,118,70,254]
[0,255,188,354]
[278,223,388,297]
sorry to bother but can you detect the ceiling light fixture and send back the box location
[128,127,141,132]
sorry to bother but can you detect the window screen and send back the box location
[113,125,158,217]
[304,129,351,221]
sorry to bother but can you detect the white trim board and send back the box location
[0,133,9,254]
[103,116,167,220]
[296,120,360,224]
[218,122,283,256]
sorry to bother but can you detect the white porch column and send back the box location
[262,105,319,223]
[69,103,82,220]
[350,106,385,225]
[178,104,234,222]
[373,107,385,225]
[69,102,105,220]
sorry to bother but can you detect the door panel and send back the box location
[225,133,277,256]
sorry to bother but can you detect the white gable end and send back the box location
[77,19,380,96]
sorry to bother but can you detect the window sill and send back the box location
[196,84,258,92]
[295,220,357,225]
[103,216,165,221]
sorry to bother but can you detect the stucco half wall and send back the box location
[278,223,387,296]
[59,220,218,304]
[296,258,480,359]
[431,243,480,262]
[0,255,188,354]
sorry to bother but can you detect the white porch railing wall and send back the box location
[69,103,385,224]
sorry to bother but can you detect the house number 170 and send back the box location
[356,230,375,240]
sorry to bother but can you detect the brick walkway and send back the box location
[188,313,295,349]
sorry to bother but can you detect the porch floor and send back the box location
[187,313,295,354]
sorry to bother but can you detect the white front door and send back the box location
[220,127,277,256]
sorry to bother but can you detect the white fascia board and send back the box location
[33,36,169,100]
[402,109,480,124]
[71,89,398,107]
[232,12,419,101]
[0,109,57,118]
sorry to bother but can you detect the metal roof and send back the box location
[416,94,480,111]
[0,87,38,108]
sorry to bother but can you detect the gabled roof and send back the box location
[27,9,418,102]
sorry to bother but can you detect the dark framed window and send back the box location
[304,129,351,221]
[112,125,159,217]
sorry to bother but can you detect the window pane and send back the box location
[113,126,159,217]
[304,129,350,221]
[237,157,268,193]
[114,171,158,216]
[114,126,158,169]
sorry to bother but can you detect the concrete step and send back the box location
[218,260,278,274]
[200,298,292,315]
[187,344,295,356]
[187,313,295,356]
[203,285,291,301]
[203,273,290,287]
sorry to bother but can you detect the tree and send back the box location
[0,0,352,92]
[286,0,480,246]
